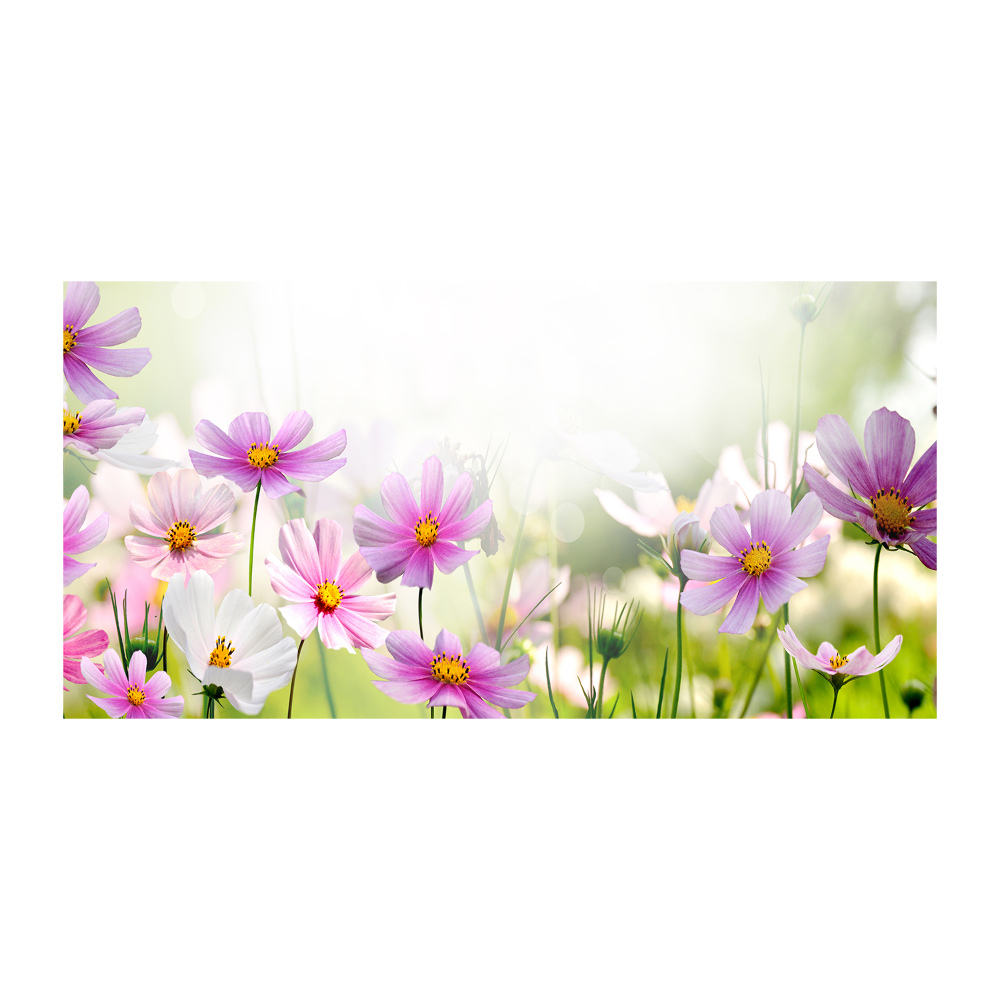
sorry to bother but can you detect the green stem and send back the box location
[783,604,793,719]
[829,684,840,719]
[596,654,611,719]
[790,320,807,499]
[248,481,262,597]
[739,628,777,718]
[316,631,336,718]
[670,589,685,719]
[793,661,811,718]
[161,627,169,673]
[442,706,447,719]
[287,638,306,719]
[418,587,425,641]
[874,544,890,718]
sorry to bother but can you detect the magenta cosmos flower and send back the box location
[189,410,347,500]
[64,485,110,585]
[63,595,108,690]
[802,407,937,570]
[80,649,184,719]
[265,518,395,650]
[353,456,493,588]
[777,625,903,681]
[63,399,145,454]
[679,490,829,634]
[63,281,150,403]
[363,628,536,719]
[124,469,244,582]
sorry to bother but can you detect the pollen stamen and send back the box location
[209,636,235,669]
[314,579,344,614]
[829,653,849,672]
[247,441,281,469]
[431,652,469,685]
[126,684,145,707]
[739,542,772,578]
[63,409,81,435]
[415,513,440,547]
[869,487,914,538]
[166,520,197,551]
[63,325,77,353]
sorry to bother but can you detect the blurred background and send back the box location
[62,281,937,719]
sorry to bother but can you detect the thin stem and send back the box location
[790,320,807,499]
[316,631,336,718]
[287,638,306,719]
[418,587,425,641]
[597,654,611,719]
[248,481,262,597]
[655,644,669,719]
[442,706,447,720]
[829,685,840,719]
[783,605,794,719]
[161,627,169,673]
[792,661,811,718]
[739,628,778,718]
[670,589,685,719]
[874,544,890,718]
[495,461,540,651]
[203,690,211,719]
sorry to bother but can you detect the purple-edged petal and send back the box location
[709,504,752,556]
[318,611,353,650]
[80,655,116,694]
[64,281,101,329]
[459,691,505,719]
[143,671,174,700]
[312,518,344,578]
[385,630,433,668]
[64,353,116,403]
[195,419,245,459]
[776,626,828,672]
[770,493,822,553]
[63,594,87,637]
[73,343,151,377]
[339,593,395,618]
[63,485,90,533]
[438,471,475,524]
[420,456,444,515]
[470,681,536,710]
[718,579,760,634]
[430,540,477,575]
[679,571,746,616]
[901,441,937,507]
[428,683,471,711]
[335,608,389,650]
[749,490,791,547]
[868,633,904,673]
[908,535,937,570]
[189,450,263,492]
[126,651,149,689]
[362,648,420,680]
[64,511,109,555]
[401,546,434,588]
[270,410,313,452]
[814,414,878,499]
[910,508,937,535]
[771,534,829,579]
[433,629,464,659]
[76,307,141,346]
[353,505,414,546]
[228,412,272,449]
[864,407,915,490]
[436,500,492,542]
[802,464,870,521]
[278,519,324,587]
[759,567,807,613]
[336,551,374,594]
[89,694,132,718]
[680,550,742,582]
[64,555,95,585]
[193,483,237,532]
[266,555,315,601]
[124,535,170,567]
[361,539,420,585]
[372,678,441,703]
[261,466,299,499]
[278,431,347,468]
[380,472,421,526]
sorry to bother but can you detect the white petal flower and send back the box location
[95,416,177,473]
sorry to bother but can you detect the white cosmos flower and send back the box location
[162,569,297,715]
[94,416,177,474]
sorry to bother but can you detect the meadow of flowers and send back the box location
[62,281,937,720]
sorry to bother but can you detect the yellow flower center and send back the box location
[63,324,77,353]
[63,409,81,435]
[674,495,695,513]
[829,653,849,671]
[166,520,197,551]
[415,513,440,547]
[431,652,469,685]
[739,542,771,577]
[314,579,343,614]
[869,487,914,538]
[247,441,281,469]
[209,636,235,669]
[126,684,145,707]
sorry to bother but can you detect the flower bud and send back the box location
[900,678,928,714]
[672,511,707,554]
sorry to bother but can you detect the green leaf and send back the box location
[630,691,637,719]
[545,647,559,720]
[656,645,669,719]
[607,693,620,719]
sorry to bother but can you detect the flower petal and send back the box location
[864,407,915,490]
[814,414,877,499]
[758,567,807,612]
[380,472,420,526]
[749,490,790,546]
[270,410,313,452]
[438,471,475,524]
[64,281,101,330]
[679,550,742,582]
[436,500,492,542]
[679,571,745,616]
[901,441,937,507]
[708,504,752,556]
[771,535,829,579]
[400,546,435,588]
[802,464,870,521]
[278,518,324,588]
[313,519,343,579]
[77,307,141,346]
[770,493,822,553]
[718,579,760,634]
[430,540,477,576]
[64,352,116,403]
[420,456,444,515]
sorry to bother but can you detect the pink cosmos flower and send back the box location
[124,469,243,582]
[363,628,536,719]
[63,595,109,690]
[63,282,151,403]
[63,399,145,454]
[64,485,110,585]
[802,407,937,570]
[80,648,184,719]
[679,491,830,634]
[265,518,396,650]
[754,702,807,720]
[777,625,903,681]
[353,456,493,588]
[189,410,347,500]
